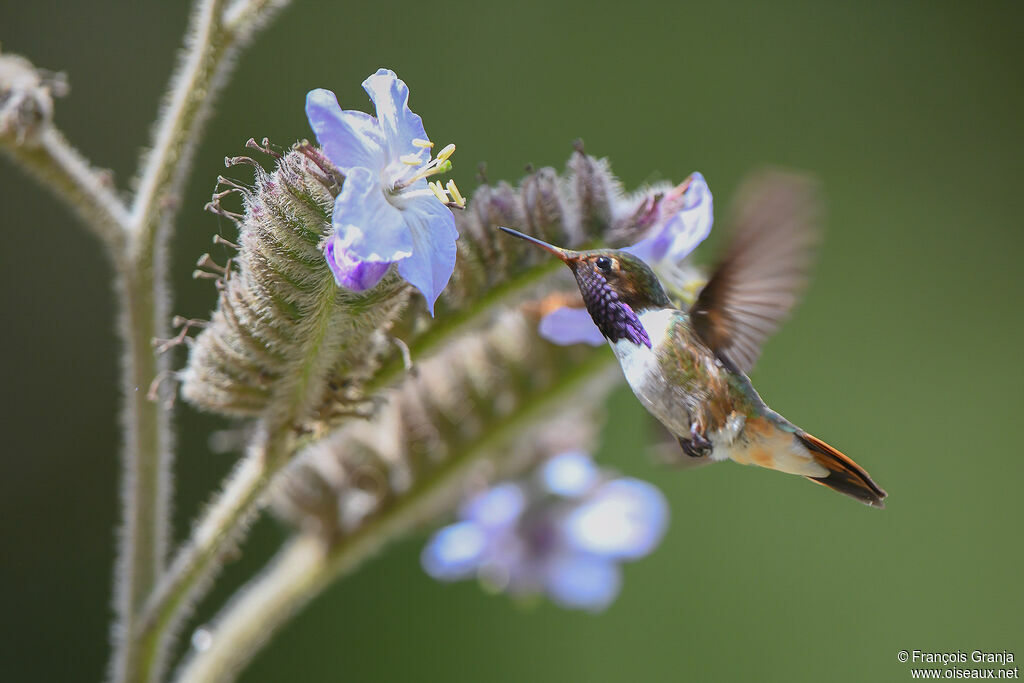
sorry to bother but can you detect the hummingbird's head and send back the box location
[498,227,671,347]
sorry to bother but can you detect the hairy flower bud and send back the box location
[180,143,410,424]
[519,166,566,246]
[437,149,636,313]
[567,144,624,241]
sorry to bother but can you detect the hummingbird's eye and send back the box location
[595,256,613,273]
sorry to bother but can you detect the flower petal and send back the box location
[362,69,429,160]
[544,553,622,612]
[395,193,458,315]
[421,522,488,581]
[305,88,387,174]
[539,451,600,498]
[626,172,713,264]
[538,306,606,347]
[624,225,672,265]
[324,235,391,290]
[332,167,413,263]
[460,483,526,531]
[563,479,669,560]
[664,172,714,263]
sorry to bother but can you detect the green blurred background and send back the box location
[2,1,1022,681]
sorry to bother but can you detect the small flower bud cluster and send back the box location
[440,150,642,312]
[272,310,618,542]
[180,143,410,423]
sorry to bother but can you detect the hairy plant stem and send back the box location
[0,126,130,248]
[174,534,328,683]
[174,351,618,683]
[135,426,291,683]
[111,257,168,679]
[134,264,348,682]
[128,0,286,242]
[107,1,290,681]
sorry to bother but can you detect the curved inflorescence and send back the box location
[180,142,683,432]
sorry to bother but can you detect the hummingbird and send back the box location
[498,172,886,507]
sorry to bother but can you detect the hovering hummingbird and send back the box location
[498,172,886,507]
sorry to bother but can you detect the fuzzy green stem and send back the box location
[0,126,130,248]
[173,351,618,683]
[109,1,291,682]
[134,278,383,682]
[171,535,328,683]
[128,0,289,241]
[110,260,170,682]
[134,426,291,683]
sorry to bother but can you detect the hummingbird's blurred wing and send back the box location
[689,170,820,375]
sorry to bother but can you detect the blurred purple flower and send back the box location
[537,306,607,347]
[539,172,713,345]
[421,451,669,612]
[306,69,466,314]
[626,172,713,265]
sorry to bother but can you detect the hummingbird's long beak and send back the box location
[497,227,578,262]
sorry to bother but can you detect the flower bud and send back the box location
[181,143,410,423]
[436,149,629,314]
[566,146,624,243]
[519,166,566,246]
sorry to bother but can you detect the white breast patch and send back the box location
[610,309,675,391]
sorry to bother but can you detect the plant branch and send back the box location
[128,0,288,243]
[133,425,291,683]
[172,535,328,683]
[109,1,291,681]
[173,351,618,683]
[0,126,129,249]
[143,255,578,659]
[110,259,169,683]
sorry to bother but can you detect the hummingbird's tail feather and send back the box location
[796,431,887,508]
[719,416,886,507]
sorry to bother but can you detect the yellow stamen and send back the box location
[412,138,434,149]
[446,179,466,208]
[428,181,449,203]
[436,143,456,162]
[394,141,459,191]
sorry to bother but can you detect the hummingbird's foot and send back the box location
[677,427,712,458]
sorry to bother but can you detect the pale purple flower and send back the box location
[306,69,465,314]
[626,171,713,265]
[421,451,669,612]
[537,306,607,347]
[539,172,714,345]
